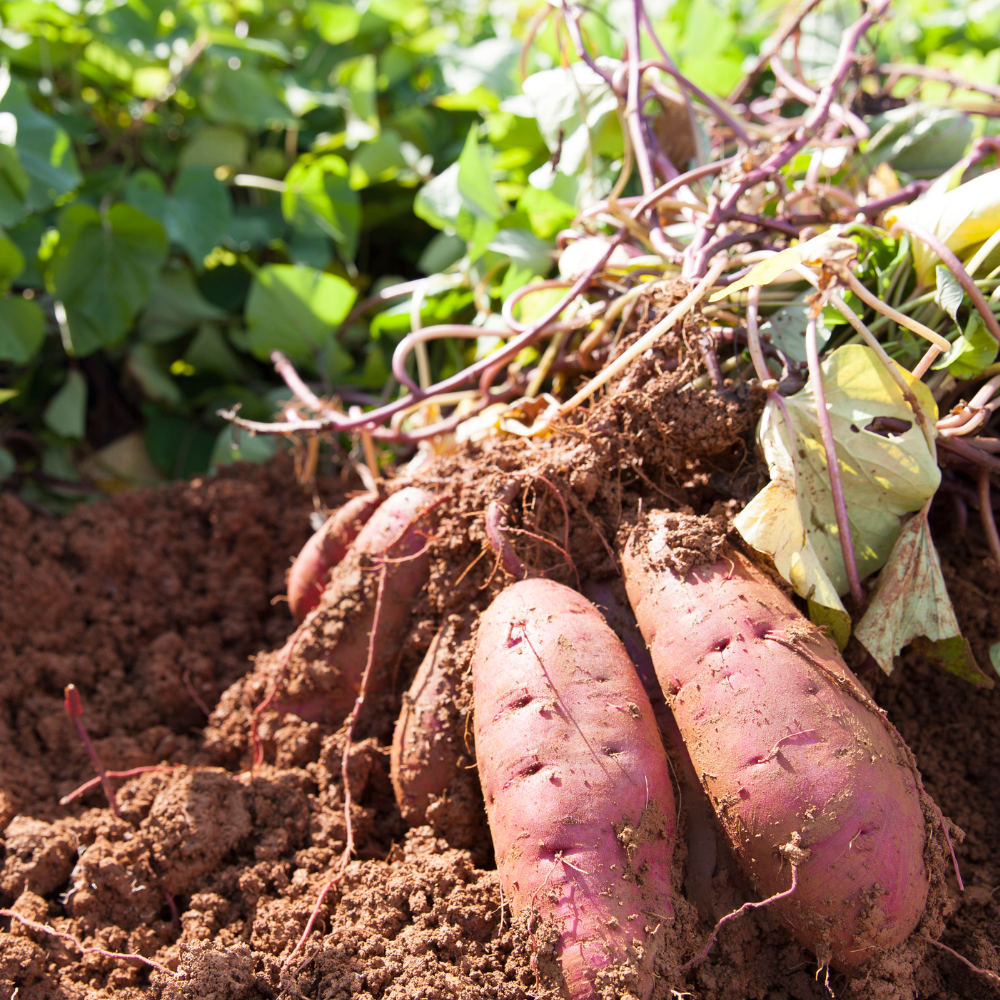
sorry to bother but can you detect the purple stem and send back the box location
[222,236,624,438]
[642,61,751,144]
[805,316,864,608]
[889,219,1000,341]
[64,685,120,818]
[686,0,891,275]
[857,180,929,217]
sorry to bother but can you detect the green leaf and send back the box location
[735,345,941,618]
[0,144,30,228]
[758,299,831,365]
[865,105,973,180]
[52,203,168,356]
[283,155,361,260]
[516,59,620,176]
[165,168,233,268]
[210,423,278,470]
[0,445,14,480]
[0,389,17,405]
[179,127,249,171]
[245,263,358,363]
[308,1,362,44]
[0,297,45,363]
[886,170,1000,285]
[201,65,290,131]
[43,369,87,439]
[457,126,507,221]
[807,598,851,652]
[933,312,999,380]
[990,642,1000,677]
[0,236,25,287]
[934,264,964,323]
[855,504,990,684]
[0,72,81,212]
[349,132,407,189]
[414,163,464,232]
[139,268,227,344]
[142,404,216,480]
[125,169,167,222]
[126,342,183,406]
[183,323,248,381]
[517,183,577,240]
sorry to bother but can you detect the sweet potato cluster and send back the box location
[267,489,936,998]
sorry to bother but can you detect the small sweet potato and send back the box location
[287,492,382,622]
[275,486,436,723]
[473,578,676,1000]
[623,510,930,969]
[391,614,475,825]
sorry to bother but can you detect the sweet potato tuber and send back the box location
[622,510,930,969]
[391,614,476,828]
[275,486,436,723]
[287,492,382,622]
[473,578,676,1000]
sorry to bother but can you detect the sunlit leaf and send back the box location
[856,504,992,686]
[52,203,168,356]
[865,105,973,179]
[164,168,233,268]
[514,58,620,177]
[283,155,361,260]
[734,345,941,619]
[245,263,357,363]
[308,1,362,44]
[934,264,964,323]
[885,170,1000,285]
[0,71,81,211]
[933,312,999,380]
[456,126,507,222]
[711,231,856,301]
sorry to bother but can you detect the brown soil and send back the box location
[2,299,999,1000]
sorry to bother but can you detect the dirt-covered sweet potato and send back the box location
[473,578,676,1000]
[274,486,436,723]
[287,492,382,622]
[391,614,485,850]
[585,578,721,922]
[622,510,931,970]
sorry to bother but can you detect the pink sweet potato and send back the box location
[473,578,676,1000]
[287,492,382,621]
[391,614,475,827]
[623,510,930,969]
[275,486,435,723]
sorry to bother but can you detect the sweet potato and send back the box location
[585,579,720,921]
[391,614,475,826]
[287,492,382,621]
[473,578,676,1000]
[274,486,436,723]
[622,510,930,969]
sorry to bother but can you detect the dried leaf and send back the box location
[856,505,992,686]
[710,231,856,302]
[734,345,940,620]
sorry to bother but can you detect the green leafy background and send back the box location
[0,0,995,507]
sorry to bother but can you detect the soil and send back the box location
[2,295,1000,1000]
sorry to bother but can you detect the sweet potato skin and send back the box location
[623,512,929,969]
[473,579,675,1000]
[276,486,435,723]
[391,614,475,827]
[287,492,382,622]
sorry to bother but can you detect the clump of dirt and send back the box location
[1,293,999,1000]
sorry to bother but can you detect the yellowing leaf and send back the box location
[734,345,940,619]
[885,170,1000,285]
[709,231,856,302]
[855,505,992,687]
